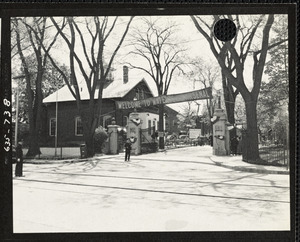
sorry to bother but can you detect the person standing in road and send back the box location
[15,141,24,177]
[124,139,132,162]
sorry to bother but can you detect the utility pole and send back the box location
[55,89,58,157]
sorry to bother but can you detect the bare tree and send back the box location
[188,57,219,134]
[178,101,196,131]
[129,18,186,149]
[38,16,134,157]
[191,14,277,162]
[11,17,60,157]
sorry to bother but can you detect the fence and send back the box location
[22,147,81,159]
[140,126,158,154]
[259,145,289,167]
[242,142,289,168]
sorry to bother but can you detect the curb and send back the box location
[24,158,88,165]
[210,157,289,175]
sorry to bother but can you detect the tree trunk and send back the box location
[81,109,96,157]
[225,95,237,141]
[25,82,42,157]
[85,132,95,157]
[243,99,260,162]
[222,71,237,140]
[26,129,41,157]
[206,98,213,134]
[158,104,164,149]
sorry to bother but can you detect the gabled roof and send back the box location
[43,73,155,104]
[42,68,180,114]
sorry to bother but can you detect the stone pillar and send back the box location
[107,124,119,155]
[213,108,230,156]
[127,112,141,155]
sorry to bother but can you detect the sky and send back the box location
[45,15,219,114]
[11,15,288,114]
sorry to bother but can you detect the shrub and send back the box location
[141,142,158,153]
[94,126,108,153]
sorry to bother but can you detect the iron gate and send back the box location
[140,126,158,154]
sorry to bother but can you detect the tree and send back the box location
[39,16,134,157]
[191,15,276,162]
[11,17,60,157]
[12,59,68,132]
[188,57,219,134]
[258,15,288,143]
[129,18,186,149]
[177,102,197,131]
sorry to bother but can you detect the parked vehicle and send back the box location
[165,134,178,146]
[178,135,190,145]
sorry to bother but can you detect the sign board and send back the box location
[116,87,212,110]
[189,129,202,139]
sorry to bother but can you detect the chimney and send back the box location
[123,65,129,84]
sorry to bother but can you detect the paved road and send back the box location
[13,146,290,233]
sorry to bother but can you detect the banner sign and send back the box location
[116,87,212,110]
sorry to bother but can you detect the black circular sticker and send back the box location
[213,19,237,42]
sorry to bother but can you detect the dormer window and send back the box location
[140,89,145,100]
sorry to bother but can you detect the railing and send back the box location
[165,137,209,149]
[140,126,158,154]
[259,144,289,168]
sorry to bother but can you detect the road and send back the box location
[13,146,290,233]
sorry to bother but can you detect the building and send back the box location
[40,66,179,147]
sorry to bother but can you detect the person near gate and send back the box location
[124,138,132,162]
[230,136,239,156]
[15,141,24,177]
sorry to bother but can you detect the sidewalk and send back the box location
[23,148,289,175]
[210,155,289,175]
[23,153,119,165]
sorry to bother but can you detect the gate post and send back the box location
[107,120,119,155]
[127,112,141,155]
[212,108,230,156]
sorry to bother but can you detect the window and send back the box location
[140,89,145,100]
[49,118,56,136]
[135,88,140,100]
[148,120,151,135]
[75,117,83,136]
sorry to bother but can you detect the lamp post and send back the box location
[54,89,58,157]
